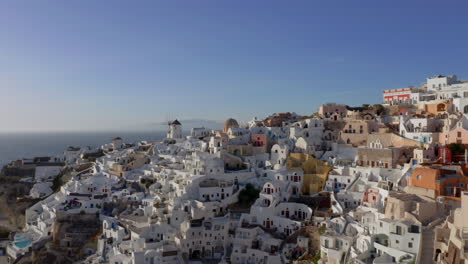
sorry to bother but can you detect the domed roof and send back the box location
[170,119,181,125]
[223,118,239,133]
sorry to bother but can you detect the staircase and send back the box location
[419,227,435,264]
[279,228,303,250]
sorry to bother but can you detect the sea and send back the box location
[0,131,167,167]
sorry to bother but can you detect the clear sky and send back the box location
[1,0,468,132]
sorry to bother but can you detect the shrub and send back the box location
[372,104,385,115]
[238,184,260,205]
[52,167,72,192]
[318,225,326,235]
[0,227,10,239]
[312,253,321,264]
[82,150,105,161]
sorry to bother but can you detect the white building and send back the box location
[167,120,183,139]
[399,116,443,144]
[191,127,212,139]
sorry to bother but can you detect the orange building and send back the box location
[410,164,468,199]
[424,100,453,115]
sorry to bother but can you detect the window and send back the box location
[396,225,402,235]
[408,242,413,248]
[417,175,422,180]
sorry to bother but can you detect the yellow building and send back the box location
[286,153,332,195]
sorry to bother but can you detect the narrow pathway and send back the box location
[419,227,435,264]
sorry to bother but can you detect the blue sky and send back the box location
[1,0,468,132]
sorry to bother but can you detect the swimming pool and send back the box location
[13,233,32,249]
[14,240,31,249]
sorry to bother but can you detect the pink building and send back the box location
[440,127,468,145]
[362,188,379,207]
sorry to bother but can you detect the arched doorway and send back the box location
[434,249,441,261]
[233,149,240,156]
[437,103,446,112]
[191,250,201,259]
[292,186,298,195]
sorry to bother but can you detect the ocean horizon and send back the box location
[0,131,167,167]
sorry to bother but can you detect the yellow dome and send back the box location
[223,118,239,133]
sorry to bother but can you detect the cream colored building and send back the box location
[434,191,468,263]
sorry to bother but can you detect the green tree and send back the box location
[238,184,260,205]
[372,104,385,115]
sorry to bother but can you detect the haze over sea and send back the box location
[0,131,166,167]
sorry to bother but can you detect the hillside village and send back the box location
[4,74,468,264]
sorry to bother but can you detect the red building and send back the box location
[437,145,468,163]
[383,88,412,105]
